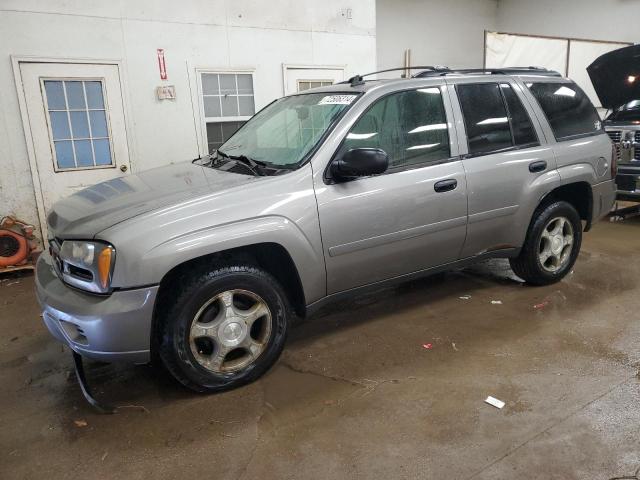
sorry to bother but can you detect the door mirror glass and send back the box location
[331,148,389,181]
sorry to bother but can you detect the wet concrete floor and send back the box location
[1,217,639,479]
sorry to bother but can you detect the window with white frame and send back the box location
[297,79,333,92]
[43,79,113,170]
[201,72,255,153]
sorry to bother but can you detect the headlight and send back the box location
[57,241,116,294]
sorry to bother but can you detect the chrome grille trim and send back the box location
[607,130,622,142]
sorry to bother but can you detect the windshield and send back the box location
[216,92,359,168]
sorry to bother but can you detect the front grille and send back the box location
[614,143,622,162]
[617,175,637,192]
[607,130,622,142]
[636,132,640,160]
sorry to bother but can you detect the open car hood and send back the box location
[587,44,640,110]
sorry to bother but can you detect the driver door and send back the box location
[313,85,468,294]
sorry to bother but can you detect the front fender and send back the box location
[111,216,326,304]
[155,216,322,299]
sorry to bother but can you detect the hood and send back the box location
[47,161,260,239]
[587,44,640,110]
[604,100,640,124]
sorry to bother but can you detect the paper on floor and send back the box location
[484,396,505,409]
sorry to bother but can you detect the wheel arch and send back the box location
[150,242,307,362]
[539,181,593,231]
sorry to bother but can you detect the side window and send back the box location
[499,83,538,147]
[527,82,601,141]
[339,87,450,169]
[457,83,512,155]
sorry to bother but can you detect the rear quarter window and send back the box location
[527,82,602,141]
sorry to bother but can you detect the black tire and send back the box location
[158,264,290,393]
[509,200,582,286]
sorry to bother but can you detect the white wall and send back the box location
[376,0,498,71]
[496,0,640,44]
[0,0,376,237]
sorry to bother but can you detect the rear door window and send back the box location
[456,83,512,156]
[500,83,538,147]
[527,82,602,141]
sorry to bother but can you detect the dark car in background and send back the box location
[589,44,640,202]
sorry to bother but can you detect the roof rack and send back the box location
[341,66,562,85]
[341,66,450,86]
[413,66,562,77]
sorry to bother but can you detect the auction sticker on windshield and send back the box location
[318,95,357,105]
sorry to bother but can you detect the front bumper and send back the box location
[35,251,158,363]
[616,164,640,202]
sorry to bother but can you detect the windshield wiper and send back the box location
[217,150,266,176]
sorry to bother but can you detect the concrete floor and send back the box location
[1,216,640,480]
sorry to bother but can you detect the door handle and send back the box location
[434,179,457,193]
[529,160,547,173]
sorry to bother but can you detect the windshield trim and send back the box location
[216,90,364,171]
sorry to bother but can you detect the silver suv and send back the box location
[36,66,616,393]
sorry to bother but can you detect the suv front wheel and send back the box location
[510,201,583,285]
[158,264,290,392]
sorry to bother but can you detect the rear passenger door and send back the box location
[448,79,560,258]
[314,85,468,294]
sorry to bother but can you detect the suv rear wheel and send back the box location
[510,201,582,285]
[158,264,290,392]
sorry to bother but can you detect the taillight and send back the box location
[611,143,618,179]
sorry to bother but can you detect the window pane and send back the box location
[74,139,93,166]
[500,84,538,146]
[207,122,223,143]
[44,81,66,110]
[45,78,113,170]
[50,111,71,140]
[457,83,512,155]
[85,81,105,109]
[70,111,90,138]
[206,121,245,154]
[221,95,239,116]
[203,96,221,117]
[222,121,242,139]
[65,81,86,109]
[219,74,237,95]
[54,140,75,169]
[93,139,112,165]
[237,74,253,94]
[238,96,255,116]
[201,74,219,95]
[528,82,601,140]
[340,88,450,169]
[89,110,108,137]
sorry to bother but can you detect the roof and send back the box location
[287,66,565,96]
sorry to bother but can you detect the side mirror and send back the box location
[330,148,389,182]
